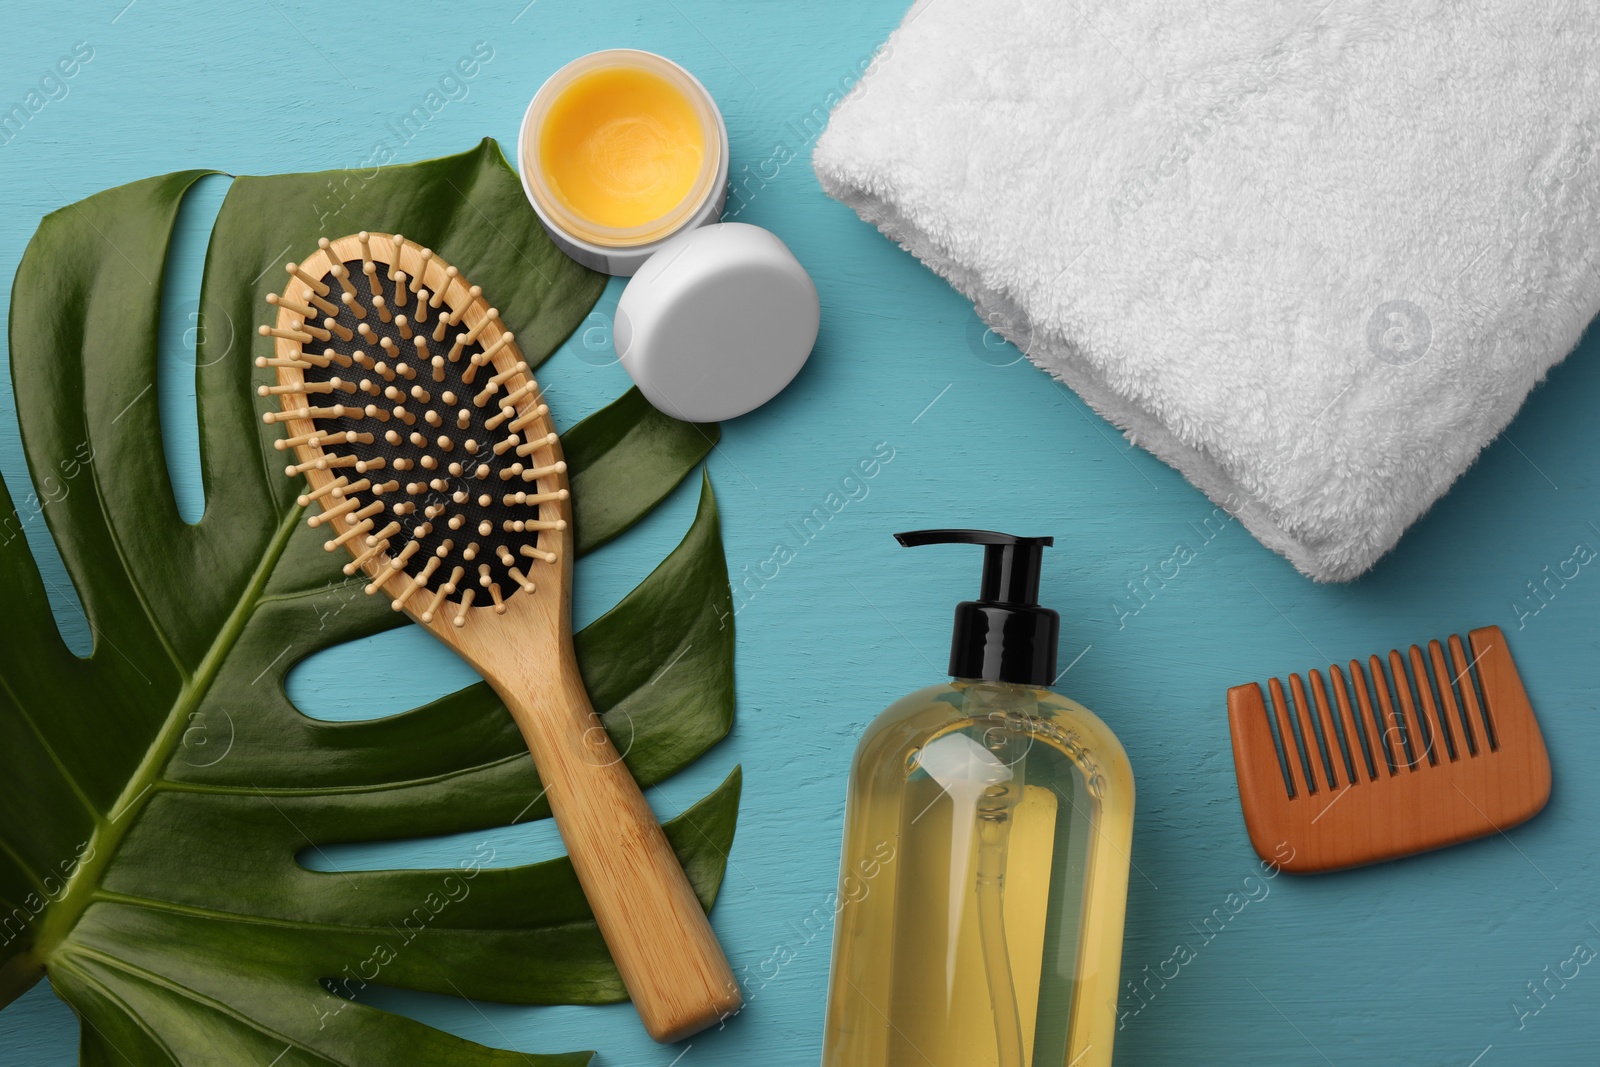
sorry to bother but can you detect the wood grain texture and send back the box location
[270,236,739,1042]
[1229,627,1552,873]
[3,1,1600,1064]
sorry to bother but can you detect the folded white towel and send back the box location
[813,0,1600,581]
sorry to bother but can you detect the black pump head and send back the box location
[894,529,1059,687]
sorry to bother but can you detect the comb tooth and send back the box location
[1389,649,1436,767]
[508,404,551,433]
[1308,669,1355,786]
[390,575,424,613]
[1353,657,1399,774]
[498,380,538,410]
[344,538,389,574]
[521,460,567,482]
[1262,677,1304,799]
[259,324,313,344]
[331,262,359,298]
[1471,627,1532,752]
[514,431,559,457]
[507,566,536,593]
[1449,634,1495,751]
[368,521,401,545]
[1328,664,1379,781]
[410,385,431,405]
[286,262,329,296]
[392,556,441,613]
[462,542,480,561]
[488,582,506,613]
[319,346,353,369]
[1432,638,1477,756]
[464,335,516,388]
[324,317,354,342]
[508,519,566,533]
[364,261,382,299]
[485,359,528,390]
[1374,653,1418,770]
[263,405,344,424]
[1412,643,1457,761]
[358,231,373,265]
[324,518,374,550]
[1228,681,1297,802]
[389,540,422,569]
[266,292,318,318]
[299,322,332,344]
[414,248,432,290]
[463,308,499,346]
[520,544,558,564]
[516,489,569,506]
[415,288,431,323]
[303,288,340,318]
[349,500,385,522]
[341,291,368,319]
[255,356,313,370]
[394,272,409,309]
[1288,673,1334,790]
[452,588,475,627]
[419,568,459,624]
[396,313,413,340]
[389,234,405,276]
[296,475,348,507]
[431,270,454,310]
[307,496,360,527]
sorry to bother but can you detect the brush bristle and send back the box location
[257,234,569,623]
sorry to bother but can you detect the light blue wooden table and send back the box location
[3,2,1598,1063]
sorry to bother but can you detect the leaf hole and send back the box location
[285,626,479,721]
[157,172,230,524]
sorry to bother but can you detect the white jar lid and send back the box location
[615,223,819,422]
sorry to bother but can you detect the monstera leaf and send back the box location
[0,141,740,1065]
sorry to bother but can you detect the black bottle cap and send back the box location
[894,529,1059,687]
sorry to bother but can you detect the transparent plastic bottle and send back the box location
[821,532,1134,1067]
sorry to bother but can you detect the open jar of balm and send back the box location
[519,49,729,275]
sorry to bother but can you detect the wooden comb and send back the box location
[257,232,739,1041]
[1227,625,1550,874]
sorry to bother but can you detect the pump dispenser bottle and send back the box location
[821,531,1134,1067]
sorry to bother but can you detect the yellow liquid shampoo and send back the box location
[822,531,1135,1067]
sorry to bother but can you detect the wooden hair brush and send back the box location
[256,232,739,1041]
[1227,625,1551,874]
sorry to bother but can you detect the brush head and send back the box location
[256,233,568,628]
[1226,626,1552,873]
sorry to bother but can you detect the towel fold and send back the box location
[813,0,1600,580]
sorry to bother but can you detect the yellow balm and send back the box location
[520,50,728,275]
[539,65,706,230]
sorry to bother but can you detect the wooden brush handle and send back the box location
[493,648,741,1043]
